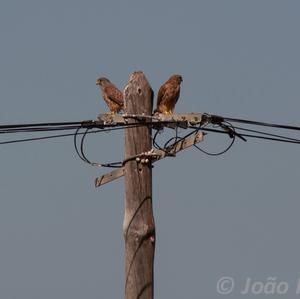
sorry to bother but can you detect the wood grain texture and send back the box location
[123,72,155,299]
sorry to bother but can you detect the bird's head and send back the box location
[170,74,183,84]
[96,77,110,87]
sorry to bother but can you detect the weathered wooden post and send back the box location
[123,71,155,299]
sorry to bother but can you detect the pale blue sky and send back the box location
[1,1,300,298]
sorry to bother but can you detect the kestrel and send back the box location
[96,77,124,113]
[154,74,183,114]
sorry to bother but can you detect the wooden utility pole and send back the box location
[123,72,155,299]
[94,73,205,298]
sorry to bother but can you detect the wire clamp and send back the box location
[124,149,162,165]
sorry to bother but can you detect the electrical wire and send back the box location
[0,123,151,146]
[189,122,237,156]
[192,126,300,145]
[233,125,300,142]
[152,129,165,151]
[2,114,300,168]
[234,133,300,144]
[0,121,86,130]
[73,123,157,168]
[74,127,88,164]
[0,129,102,145]
[74,127,123,168]
[193,133,235,156]
[0,125,83,134]
[214,115,300,131]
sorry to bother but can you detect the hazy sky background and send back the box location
[1,1,300,298]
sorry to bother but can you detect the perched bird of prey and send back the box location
[96,77,124,113]
[154,74,183,114]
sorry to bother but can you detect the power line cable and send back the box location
[0,123,150,146]
[233,125,300,142]
[193,126,300,144]
[210,114,300,131]
[0,120,90,130]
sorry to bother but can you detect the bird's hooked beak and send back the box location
[96,79,101,86]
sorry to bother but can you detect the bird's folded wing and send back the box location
[105,86,123,106]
